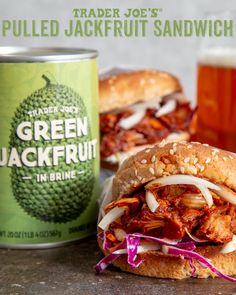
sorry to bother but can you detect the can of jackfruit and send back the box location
[0,47,99,248]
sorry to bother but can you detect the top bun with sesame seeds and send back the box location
[99,70,183,113]
[112,141,236,199]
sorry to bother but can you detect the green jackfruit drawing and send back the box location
[9,75,94,223]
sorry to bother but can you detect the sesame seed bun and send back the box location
[97,237,236,279]
[112,141,236,199]
[99,70,182,113]
[98,142,236,279]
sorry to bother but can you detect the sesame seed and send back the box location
[141,159,147,164]
[191,141,201,145]
[229,155,234,160]
[180,167,185,173]
[169,149,175,155]
[212,148,219,153]
[187,144,193,149]
[184,157,190,163]
[173,142,177,147]
[150,78,156,84]
[173,146,177,153]
[223,157,227,161]
[134,169,138,176]
[159,139,166,148]
[145,149,151,153]
[140,79,146,86]
[149,167,155,175]
[192,167,198,175]
[193,158,198,165]
[203,143,209,147]
[214,155,219,161]
[196,163,201,169]
[137,176,143,181]
[205,158,211,164]
[200,166,205,172]
[151,156,156,163]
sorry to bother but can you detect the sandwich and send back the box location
[99,70,192,168]
[96,141,236,281]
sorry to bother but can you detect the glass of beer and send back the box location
[195,11,236,151]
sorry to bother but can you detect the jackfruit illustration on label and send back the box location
[8,74,97,223]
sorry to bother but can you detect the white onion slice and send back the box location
[118,98,177,130]
[166,131,189,142]
[221,236,236,254]
[185,228,208,243]
[145,191,159,213]
[145,174,236,206]
[98,176,115,223]
[114,228,127,242]
[113,242,161,255]
[104,154,122,164]
[127,98,161,115]
[146,175,220,191]
[213,185,236,206]
[98,207,125,230]
[195,184,213,207]
[155,99,177,118]
[112,249,128,254]
[118,110,146,130]
[162,245,169,255]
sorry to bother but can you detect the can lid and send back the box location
[0,47,98,62]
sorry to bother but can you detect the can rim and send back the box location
[0,47,98,62]
[0,233,95,249]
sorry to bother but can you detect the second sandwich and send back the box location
[99,70,193,166]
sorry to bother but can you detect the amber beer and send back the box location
[196,49,236,151]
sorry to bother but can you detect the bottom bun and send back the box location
[98,238,236,279]
[102,131,190,167]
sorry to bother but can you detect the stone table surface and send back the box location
[1,236,236,295]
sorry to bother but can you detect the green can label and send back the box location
[0,59,99,247]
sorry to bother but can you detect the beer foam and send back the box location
[198,48,236,68]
